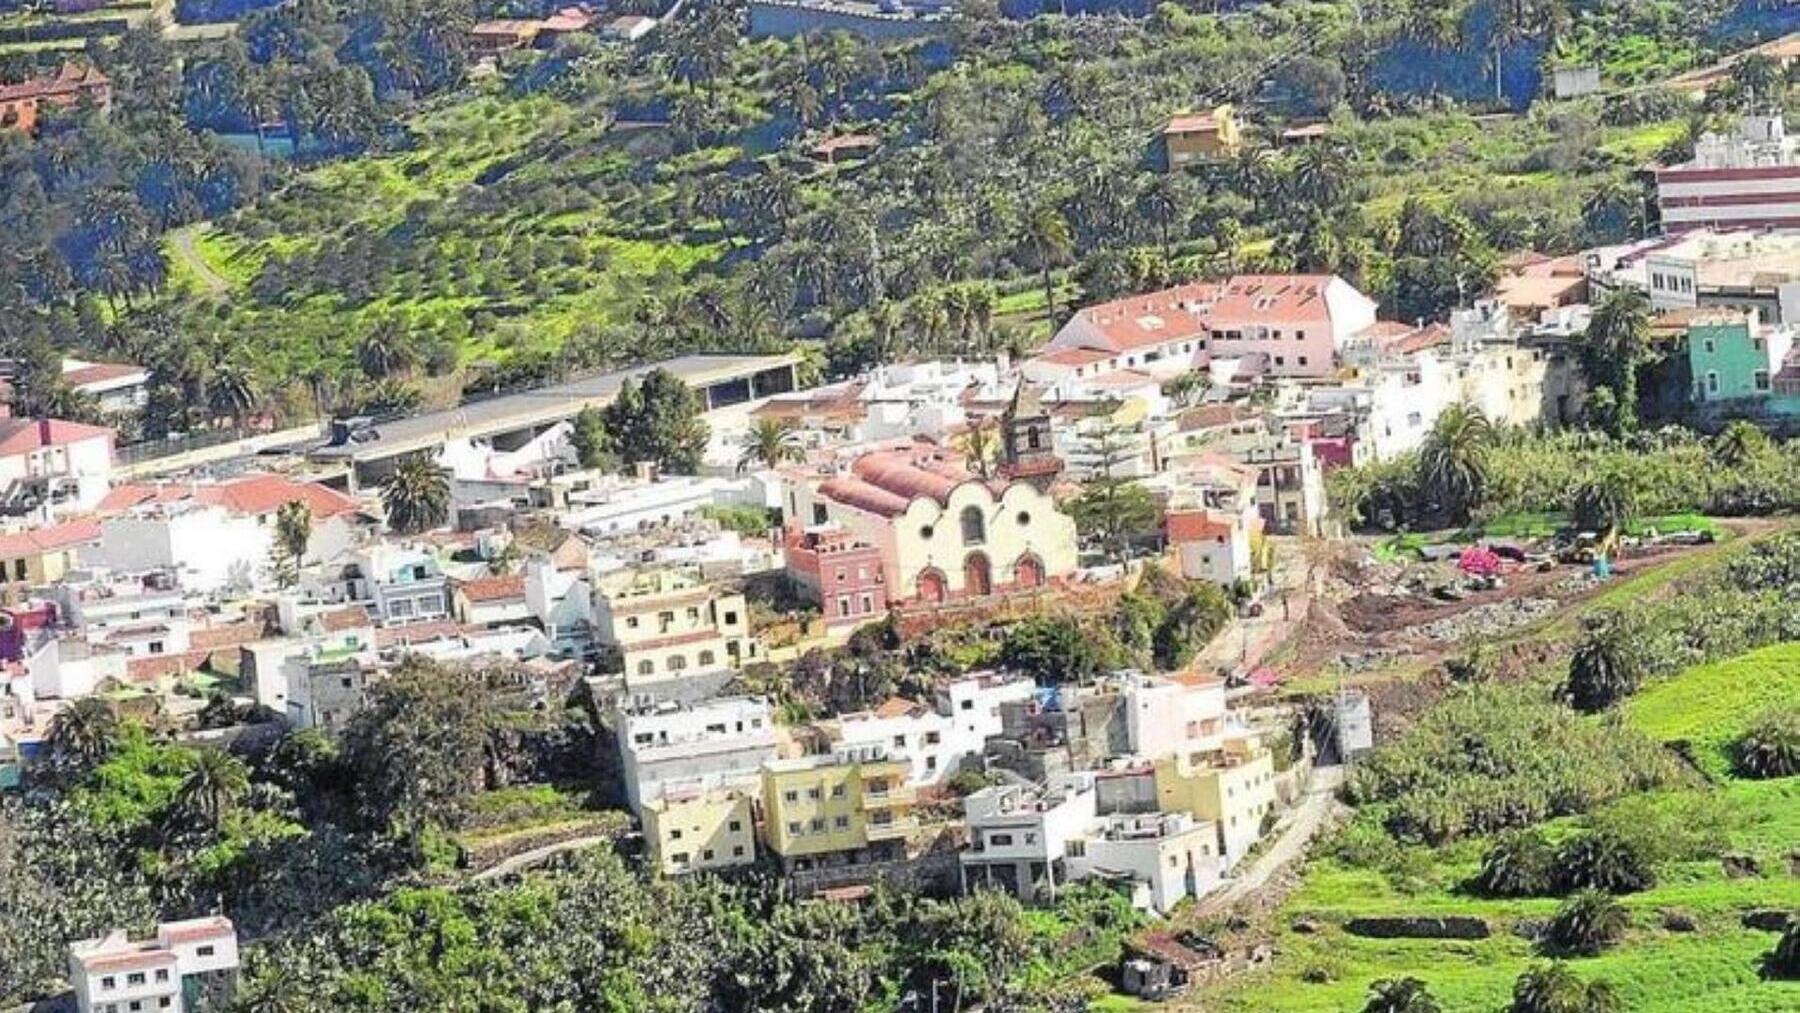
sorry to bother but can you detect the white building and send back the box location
[561,475,737,537]
[1063,811,1222,914]
[830,673,1035,787]
[283,645,379,734]
[62,358,151,417]
[26,636,129,700]
[68,916,239,1013]
[1655,115,1800,233]
[961,775,1100,900]
[615,695,779,813]
[1123,675,1233,762]
[89,504,267,596]
[0,417,114,518]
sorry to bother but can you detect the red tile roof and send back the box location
[0,518,99,559]
[62,361,146,388]
[632,628,725,651]
[819,444,995,519]
[1165,510,1234,542]
[1165,114,1221,134]
[458,573,526,603]
[318,605,373,633]
[1206,274,1337,325]
[98,474,358,520]
[0,62,108,104]
[0,418,113,456]
[1055,281,1220,354]
[375,619,464,650]
[1033,347,1113,367]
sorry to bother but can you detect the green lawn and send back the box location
[1207,645,1800,1012]
[1627,643,1800,780]
[1472,511,1723,541]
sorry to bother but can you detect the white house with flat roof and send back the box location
[68,916,239,1013]
[616,695,779,813]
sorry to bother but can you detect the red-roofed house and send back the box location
[0,61,110,135]
[59,358,149,416]
[0,417,114,516]
[68,916,238,1013]
[1163,104,1241,167]
[0,518,99,599]
[452,572,531,627]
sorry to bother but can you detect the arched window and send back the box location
[636,659,654,676]
[668,654,687,671]
[698,650,716,667]
[960,505,986,545]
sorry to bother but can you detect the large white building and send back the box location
[0,417,114,518]
[1655,115,1800,233]
[1589,229,1800,324]
[68,916,239,1013]
[829,673,1035,787]
[615,695,779,813]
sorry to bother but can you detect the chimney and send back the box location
[38,417,52,446]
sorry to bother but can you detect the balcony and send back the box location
[863,815,919,841]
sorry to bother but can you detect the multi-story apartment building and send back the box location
[641,785,757,875]
[282,647,379,735]
[1064,811,1222,914]
[616,695,778,813]
[1123,675,1233,762]
[782,523,888,630]
[828,673,1035,788]
[1152,734,1279,866]
[592,567,757,690]
[1654,115,1800,233]
[960,774,1099,899]
[761,743,916,872]
[68,916,239,1013]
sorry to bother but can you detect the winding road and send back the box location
[168,225,231,300]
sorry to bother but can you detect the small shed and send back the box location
[1551,65,1601,99]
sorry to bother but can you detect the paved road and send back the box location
[1195,764,1345,918]
[470,834,613,882]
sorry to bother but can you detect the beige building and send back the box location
[1152,735,1279,866]
[786,386,1078,604]
[642,786,757,875]
[593,567,758,687]
[1163,105,1242,167]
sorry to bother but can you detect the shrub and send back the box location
[1545,890,1629,956]
[1552,831,1655,895]
[1560,618,1645,712]
[1472,829,1556,897]
[1362,976,1441,1013]
[1510,963,1624,1013]
[1767,920,1800,980]
[1730,709,1800,780]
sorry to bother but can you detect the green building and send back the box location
[1685,312,1796,411]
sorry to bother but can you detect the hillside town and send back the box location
[2,1,1799,1012]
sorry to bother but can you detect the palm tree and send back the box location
[47,697,119,769]
[1511,963,1623,1013]
[208,358,260,429]
[1768,920,1800,980]
[381,454,450,534]
[356,317,413,380]
[1288,143,1353,211]
[1569,470,1634,537]
[959,416,999,480]
[274,500,312,583]
[176,750,251,831]
[1363,977,1442,1013]
[1711,420,1770,468]
[1561,617,1641,712]
[1546,890,1630,956]
[1418,404,1494,523]
[1730,710,1799,779]
[1018,203,1073,322]
[738,418,804,474]
[1473,829,1554,897]
[1583,288,1650,430]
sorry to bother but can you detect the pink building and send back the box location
[784,525,889,629]
[1036,274,1377,383]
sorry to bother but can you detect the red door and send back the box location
[917,568,947,603]
[964,553,992,597]
[1015,554,1044,589]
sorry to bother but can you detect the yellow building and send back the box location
[592,566,758,686]
[1163,105,1242,168]
[1152,735,1277,866]
[0,519,98,605]
[642,787,757,875]
[761,745,915,871]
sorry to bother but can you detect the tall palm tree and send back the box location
[356,317,413,380]
[176,750,251,832]
[1710,420,1769,468]
[959,416,999,480]
[47,697,119,769]
[1288,143,1353,211]
[209,358,260,430]
[1018,203,1073,322]
[1511,963,1622,1013]
[1418,404,1494,523]
[1584,288,1650,426]
[381,454,450,534]
[275,500,312,577]
[738,418,804,474]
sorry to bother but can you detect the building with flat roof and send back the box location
[68,916,239,1013]
[761,743,916,871]
[616,695,778,813]
[642,785,757,875]
[1654,115,1800,233]
[1589,229,1800,324]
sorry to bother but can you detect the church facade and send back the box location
[784,383,1078,607]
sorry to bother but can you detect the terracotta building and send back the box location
[0,62,110,135]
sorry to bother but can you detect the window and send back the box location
[129,1003,141,1013]
[787,821,802,835]
[161,998,171,1009]
[989,832,1014,846]
[1066,839,1086,857]
[860,593,873,613]
[1704,339,1716,354]
[830,784,846,798]
[670,828,683,840]
[924,731,941,745]
[702,849,714,861]
[784,790,799,803]
[102,977,116,990]
[1298,356,1309,367]
[812,504,828,524]
[834,815,849,829]
[155,971,168,983]
[838,597,851,617]
[196,945,217,959]
[667,654,686,671]
[724,611,739,625]
[128,973,146,986]
[807,787,822,800]
[698,650,716,666]
[835,569,846,582]
[960,506,985,545]
[1706,371,1720,395]
[960,699,974,711]
[920,525,935,539]
[637,660,654,675]
[1015,510,1030,526]
[893,734,906,748]
[658,610,675,630]
[925,756,937,771]
[729,820,742,832]
[1756,370,1771,391]
[671,852,689,865]
[810,818,825,832]
[733,845,745,857]
[1274,356,1284,367]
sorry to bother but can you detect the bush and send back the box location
[1472,830,1556,897]
[1552,831,1656,895]
[1767,920,1800,980]
[1560,617,1645,713]
[1362,976,1441,1013]
[1511,963,1624,1013]
[1730,710,1800,780]
[1545,890,1629,956]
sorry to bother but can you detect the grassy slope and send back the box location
[1208,646,1800,1012]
